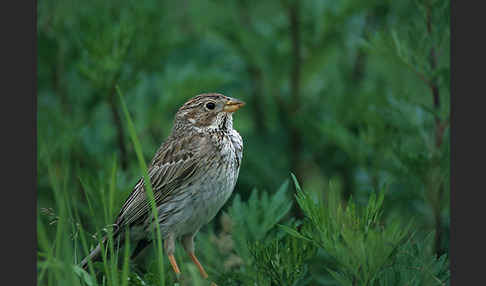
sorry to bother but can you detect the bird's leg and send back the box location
[189,252,208,279]
[182,233,208,279]
[168,254,181,275]
[164,234,181,276]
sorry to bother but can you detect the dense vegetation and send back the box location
[37,0,450,285]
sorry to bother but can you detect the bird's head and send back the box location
[173,93,245,132]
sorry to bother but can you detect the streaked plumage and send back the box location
[80,93,244,280]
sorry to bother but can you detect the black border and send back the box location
[450,1,483,285]
[1,0,37,285]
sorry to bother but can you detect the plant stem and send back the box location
[108,82,128,170]
[425,4,446,256]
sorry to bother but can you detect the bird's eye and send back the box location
[206,102,216,110]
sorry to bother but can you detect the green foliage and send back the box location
[210,182,295,285]
[38,0,449,285]
[378,233,450,286]
[228,180,293,262]
[249,234,316,286]
[282,175,449,286]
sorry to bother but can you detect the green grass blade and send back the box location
[117,86,166,286]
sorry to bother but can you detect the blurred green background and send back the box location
[37,0,449,285]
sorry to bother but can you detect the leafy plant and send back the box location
[281,174,448,286]
[378,232,450,286]
[249,234,316,286]
[228,180,293,263]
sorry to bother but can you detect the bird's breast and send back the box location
[159,130,242,237]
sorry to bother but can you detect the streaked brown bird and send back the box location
[80,93,245,280]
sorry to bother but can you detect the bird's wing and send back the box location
[114,133,211,229]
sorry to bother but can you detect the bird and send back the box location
[79,93,245,280]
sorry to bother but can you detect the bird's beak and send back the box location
[223,98,245,112]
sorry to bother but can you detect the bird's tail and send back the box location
[79,243,103,270]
